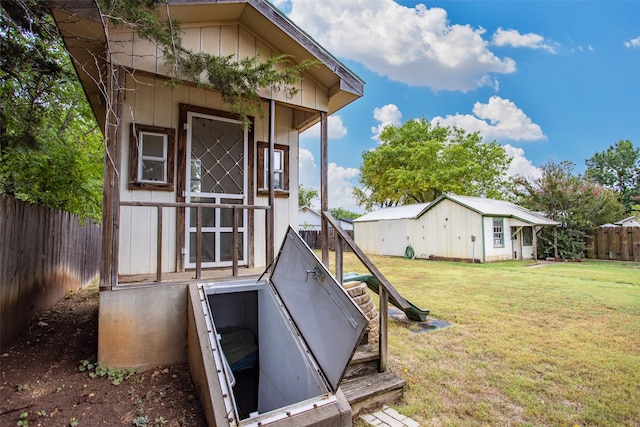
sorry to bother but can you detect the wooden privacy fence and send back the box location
[587,226,640,262]
[1,196,101,350]
[299,228,354,251]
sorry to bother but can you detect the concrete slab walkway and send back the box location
[359,406,420,427]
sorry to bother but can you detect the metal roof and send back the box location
[614,216,640,226]
[354,195,559,226]
[353,203,431,222]
[431,194,559,226]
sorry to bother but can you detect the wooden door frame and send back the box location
[176,103,255,272]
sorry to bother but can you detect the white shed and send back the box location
[354,194,559,263]
[353,203,430,257]
[614,216,640,227]
[298,206,354,231]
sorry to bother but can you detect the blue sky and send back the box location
[272,0,640,213]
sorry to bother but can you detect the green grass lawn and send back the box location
[338,255,640,426]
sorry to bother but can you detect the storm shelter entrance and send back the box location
[185,112,248,268]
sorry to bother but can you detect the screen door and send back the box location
[185,112,247,268]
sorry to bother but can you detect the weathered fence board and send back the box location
[1,196,101,350]
[587,226,640,262]
[299,229,353,251]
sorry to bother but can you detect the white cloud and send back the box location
[432,96,546,142]
[298,149,362,212]
[577,45,594,52]
[492,28,556,53]
[300,115,348,140]
[327,163,361,212]
[371,104,402,140]
[299,148,319,191]
[504,144,540,179]
[624,36,640,48]
[288,0,516,91]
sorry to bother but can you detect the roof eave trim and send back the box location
[247,0,364,97]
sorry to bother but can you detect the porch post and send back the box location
[100,66,124,291]
[320,112,329,267]
[267,100,276,263]
[533,226,538,261]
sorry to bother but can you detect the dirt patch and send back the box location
[0,286,206,427]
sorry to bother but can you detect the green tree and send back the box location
[1,0,316,221]
[514,161,624,260]
[354,118,511,210]
[585,140,640,215]
[298,184,318,208]
[329,207,361,220]
[1,0,103,221]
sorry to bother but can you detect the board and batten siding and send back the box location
[379,219,412,257]
[254,104,300,265]
[353,220,380,255]
[117,74,298,274]
[411,199,484,260]
[109,24,330,113]
[354,218,411,258]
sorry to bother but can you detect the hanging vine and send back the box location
[98,0,317,125]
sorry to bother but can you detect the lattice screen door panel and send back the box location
[185,113,247,268]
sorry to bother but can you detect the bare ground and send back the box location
[0,285,207,427]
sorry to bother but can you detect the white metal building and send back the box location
[614,216,640,227]
[299,206,354,231]
[354,194,559,262]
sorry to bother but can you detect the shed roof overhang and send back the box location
[49,0,364,132]
[422,194,560,227]
[49,0,108,130]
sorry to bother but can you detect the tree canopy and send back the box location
[514,160,624,259]
[585,140,640,215]
[1,0,103,221]
[329,207,361,220]
[298,184,318,208]
[1,0,316,220]
[354,118,511,210]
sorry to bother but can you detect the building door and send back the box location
[185,112,247,268]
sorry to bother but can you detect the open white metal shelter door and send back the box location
[185,112,248,268]
[270,227,368,391]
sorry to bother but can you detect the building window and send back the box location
[522,226,533,246]
[493,218,504,247]
[139,132,167,182]
[265,148,284,190]
[257,141,289,197]
[129,124,175,191]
